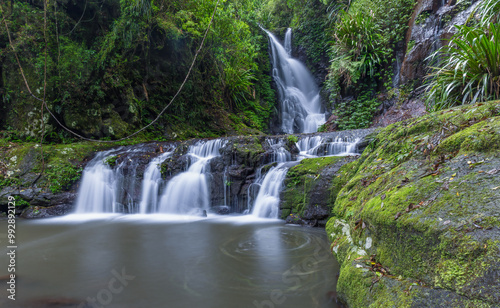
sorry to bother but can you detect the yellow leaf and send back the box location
[377,158,382,161]
[452,173,456,177]
[456,192,459,196]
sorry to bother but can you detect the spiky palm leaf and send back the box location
[424,23,500,111]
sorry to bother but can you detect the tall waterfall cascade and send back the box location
[265,28,326,134]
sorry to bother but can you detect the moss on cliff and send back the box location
[326,101,500,307]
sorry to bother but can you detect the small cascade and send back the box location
[139,151,174,214]
[296,135,324,157]
[267,139,291,162]
[251,165,288,219]
[158,139,224,214]
[74,151,117,213]
[326,136,359,156]
[251,139,291,218]
[74,148,145,213]
[264,27,325,134]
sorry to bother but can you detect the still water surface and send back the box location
[0,215,339,308]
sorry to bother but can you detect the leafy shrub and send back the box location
[330,10,386,86]
[287,135,299,143]
[424,24,500,111]
[334,88,381,130]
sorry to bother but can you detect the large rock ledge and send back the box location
[323,102,500,307]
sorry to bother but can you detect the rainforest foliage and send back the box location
[0,0,277,140]
[0,0,498,141]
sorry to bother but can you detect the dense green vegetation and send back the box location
[424,2,500,111]
[325,0,414,129]
[0,0,498,138]
[0,0,278,141]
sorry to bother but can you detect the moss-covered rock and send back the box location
[281,155,358,225]
[326,101,500,307]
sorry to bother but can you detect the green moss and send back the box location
[336,261,373,307]
[103,155,118,167]
[282,156,346,217]
[45,162,82,193]
[326,102,500,306]
[287,135,299,144]
[434,117,500,155]
[0,136,148,193]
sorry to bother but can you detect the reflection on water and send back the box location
[0,216,339,308]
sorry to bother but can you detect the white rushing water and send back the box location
[74,133,363,218]
[139,151,174,214]
[327,136,359,155]
[265,27,325,134]
[158,139,223,214]
[251,139,290,219]
[296,135,324,158]
[74,150,119,213]
[252,134,362,218]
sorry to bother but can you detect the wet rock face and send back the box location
[21,203,74,219]
[400,0,480,84]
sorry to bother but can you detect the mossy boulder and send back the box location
[281,155,358,226]
[326,101,500,307]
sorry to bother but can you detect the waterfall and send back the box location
[158,139,224,214]
[72,131,371,218]
[284,28,292,56]
[296,136,324,157]
[74,151,119,213]
[267,139,291,162]
[139,151,174,214]
[74,148,145,213]
[264,27,325,134]
[251,139,291,218]
[252,134,363,218]
[326,136,359,155]
[251,165,288,218]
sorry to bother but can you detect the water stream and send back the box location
[158,139,224,215]
[139,151,174,214]
[265,28,326,134]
